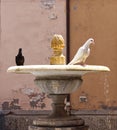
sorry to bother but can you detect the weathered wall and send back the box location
[0,0,66,110]
[70,0,117,110]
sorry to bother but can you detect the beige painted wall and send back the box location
[70,0,117,110]
[0,0,66,110]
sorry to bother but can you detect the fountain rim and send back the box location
[7,64,110,74]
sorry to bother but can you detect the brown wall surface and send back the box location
[0,0,66,110]
[70,0,117,110]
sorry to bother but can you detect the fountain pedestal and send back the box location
[29,94,88,130]
[30,77,88,130]
[49,94,68,118]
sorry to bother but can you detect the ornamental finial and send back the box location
[50,34,66,65]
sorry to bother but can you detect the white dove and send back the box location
[68,38,95,65]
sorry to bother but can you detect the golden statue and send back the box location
[50,34,66,65]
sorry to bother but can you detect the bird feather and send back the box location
[68,38,94,65]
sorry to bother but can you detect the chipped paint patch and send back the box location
[2,99,21,110]
[48,13,58,20]
[40,0,55,9]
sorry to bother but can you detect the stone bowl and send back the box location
[7,65,110,94]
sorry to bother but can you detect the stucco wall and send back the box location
[70,0,117,110]
[0,0,66,110]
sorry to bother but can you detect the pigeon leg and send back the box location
[78,62,86,66]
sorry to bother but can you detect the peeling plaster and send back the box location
[40,0,55,9]
[2,99,21,110]
[1,87,47,110]
[48,13,58,20]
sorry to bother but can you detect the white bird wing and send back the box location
[68,46,85,65]
[68,38,94,65]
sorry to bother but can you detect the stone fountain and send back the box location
[7,35,110,130]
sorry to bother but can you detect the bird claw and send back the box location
[78,62,86,66]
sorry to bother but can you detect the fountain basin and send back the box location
[34,78,82,94]
[7,65,110,94]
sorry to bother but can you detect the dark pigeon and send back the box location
[15,48,25,66]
